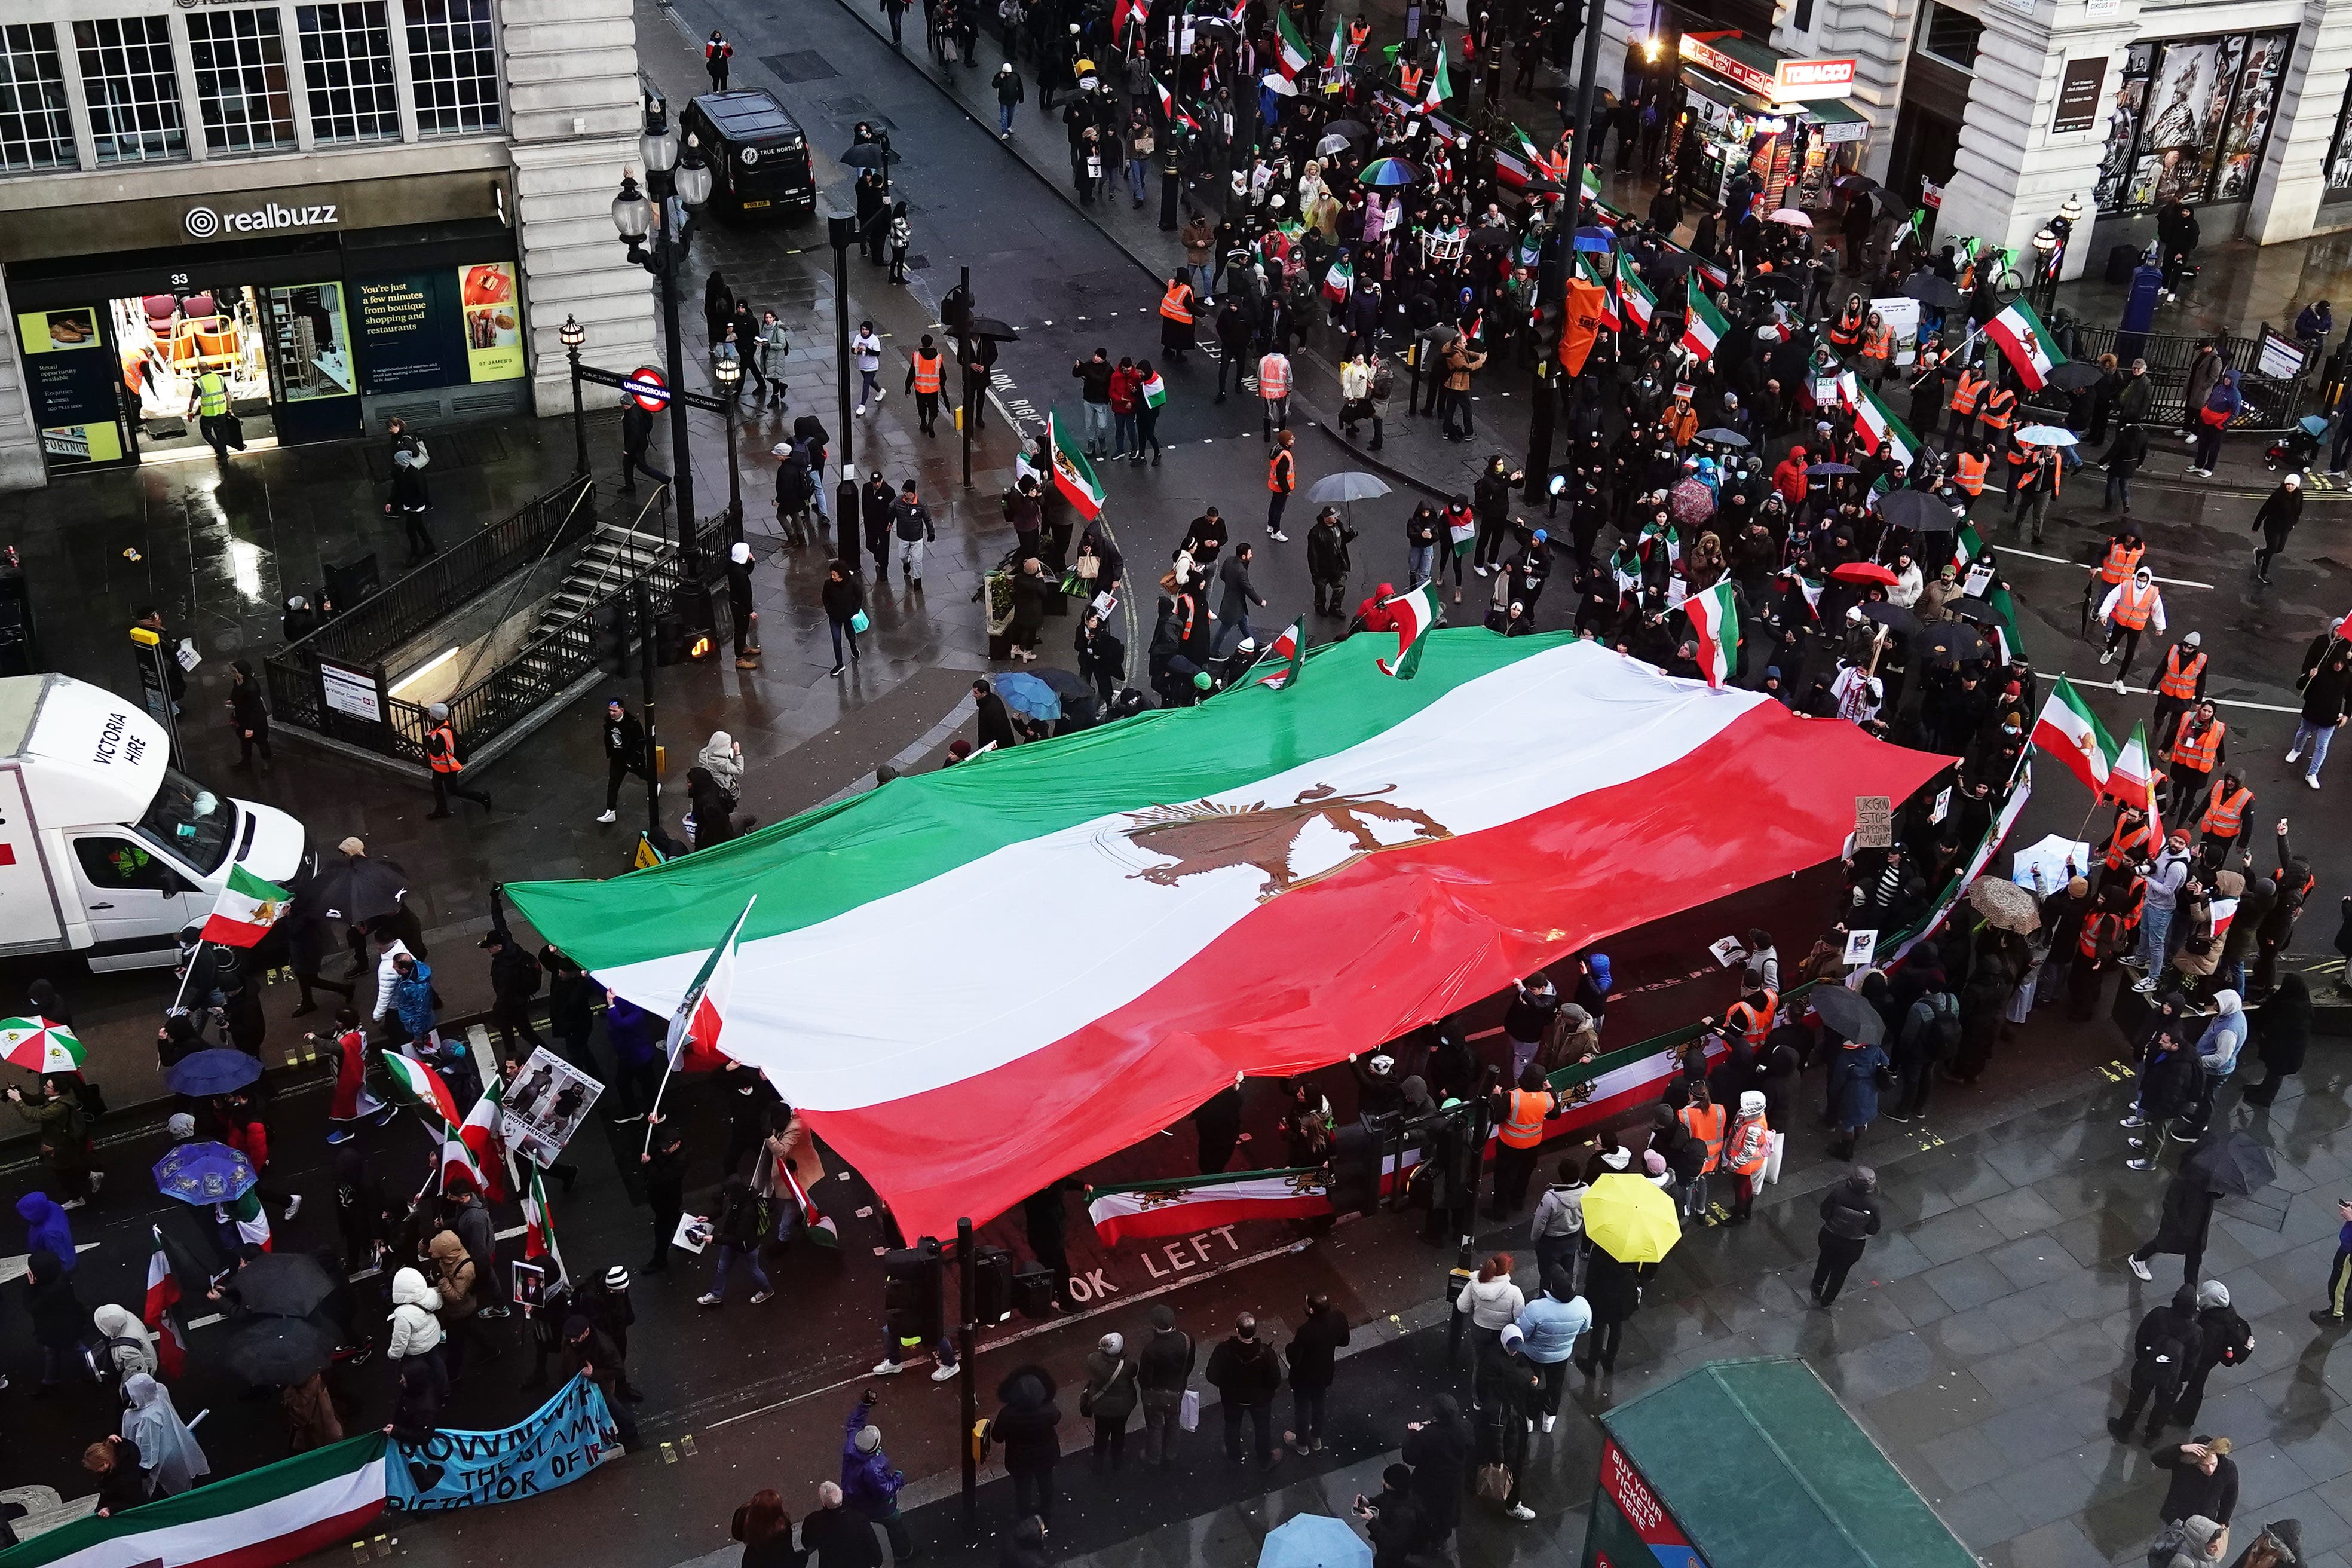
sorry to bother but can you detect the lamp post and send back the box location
[826,201,862,564]
[712,351,744,549]
[2031,225,2059,311]
[612,98,713,577]
[2048,194,2081,304]
[560,314,589,477]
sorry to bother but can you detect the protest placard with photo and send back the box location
[499,1048,604,1168]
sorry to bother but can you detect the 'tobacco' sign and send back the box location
[1773,57,1856,97]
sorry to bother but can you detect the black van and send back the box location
[683,90,816,219]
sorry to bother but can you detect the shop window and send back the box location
[75,17,188,166]
[296,2,399,144]
[0,24,75,172]
[2094,29,2298,213]
[2321,70,2352,207]
[1919,4,1983,71]
[189,9,295,155]
[403,0,499,137]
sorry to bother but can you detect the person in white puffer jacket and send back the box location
[388,1266,444,1361]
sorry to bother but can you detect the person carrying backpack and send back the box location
[1886,989,1959,1123]
[2111,1287,2202,1443]
[2173,1281,2254,1425]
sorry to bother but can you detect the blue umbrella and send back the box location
[1257,1515,1371,1568]
[1358,157,1422,187]
[1807,462,1860,476]
[152,1141,258,1205]
[993,672,1062,721]
[166,1048,264,1097]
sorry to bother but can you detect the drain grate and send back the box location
[762,50,838,82]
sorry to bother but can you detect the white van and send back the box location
[0,674,308,970]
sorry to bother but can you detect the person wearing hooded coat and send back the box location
[1402,1395,1469,1541]
[1812,1168,1882,1306]
[1080,1332,1138,1468]
[2112,1287,2206,1443]
[2132,1167,2225,1288]
[2175,1281,2255,1425]
[2153,1516,2231,1568]
[1360,1462,1432,1568]
[1474,1328,1544,1520]
[122,1373,209,1494]
[688,767,740,850]
[2244,973,2311,1106]
[987,1364,1063,1523]
[92,1305,157,1382]
[19,1192,75,1266]
[26,1248,84,1390]
[2228,1521,2302,1568]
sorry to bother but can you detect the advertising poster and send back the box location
[16,308,123,466]
[2323,71,2352,206]
[354,273,465,394]
[459,262,524,382]
[498,1046,605,1168]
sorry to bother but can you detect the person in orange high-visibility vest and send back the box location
[2197,768,2253,869]
[1858,312,1895,386]
[1159,274,1195,362]
[1947,365,1987,445]
[1676,1082,1727,1221]
[1266,429,1296,541]
[1828,295,1864,351]
[2082,523,2146,638]
[2151,631,2207,752]
[1489,1063,1561,1218]
[2105,806,2154,872]
[905,332,945,437]
[423,701,491,819]
[1719,1090,1770,1224]
[1953,446,1989,509]
[1724,985,1777,1049]
[2164,699,2226,823]
[1977,379,2019,439]
[2099,565,2167,688]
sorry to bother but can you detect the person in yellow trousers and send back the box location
[1720,1091,1770,1226]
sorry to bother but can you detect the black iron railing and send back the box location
[2027,321,2308,433]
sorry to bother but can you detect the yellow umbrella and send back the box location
[1581,1172,1683,1264]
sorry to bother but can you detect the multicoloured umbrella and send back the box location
[1357,157,1422,186]
[0,1018,84,1074]
[152,1141,258,1206]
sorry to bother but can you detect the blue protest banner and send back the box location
[385,1373,621,1511]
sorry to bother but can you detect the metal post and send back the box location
[636,583,661,838]
[724,387,743,535]
[832,224,856,473]
[654,192,700,574]
[957,1215,979,1546]
[959,265,975,491]
[1447,1065,1500,1371]
[1560,0,1607,227]
[567,342,590,477]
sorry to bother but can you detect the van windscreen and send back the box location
[134,768,235,876]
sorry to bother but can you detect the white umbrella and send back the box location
[2011,834,2092,892]
[1317,131,1353,155]
[1766,207,1813,228]
[2016,425,2079,447]
[1261,72,1300,96]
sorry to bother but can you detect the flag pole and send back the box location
[642,894,758,1157]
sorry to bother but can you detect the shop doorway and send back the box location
[105,277,358,462]
[1888,101,1961,216]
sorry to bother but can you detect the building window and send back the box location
[188,9,295,154]
[2094,29,2298,214]
[0,24,76,172]
[404,0,499,136]
[1919,4,1983,71]
[297,2,399,143]
[1792,0,1815,33]
[2322,71,2352,207]
[75,16,188,165]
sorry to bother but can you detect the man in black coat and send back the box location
[1191,1082,1243,1174]
[803,1481,885,1568]
[1358,1463,1432,1568]
[1400,1395,1469,1542]
[1284,1293,1351,1456]
[2152,1436,2240,1525]
[2130,1169,2221,1288]
[2291,619,2352,788]
[598,699,653,825]
[618,401,669,494]
[1205,1313,1284,1469]
[2253,474,2304,584]
[2173,1281,2254,1425]
[973,679,1018,751]
[2111,1287,2203,1443]
[1811,1168,1882,1306]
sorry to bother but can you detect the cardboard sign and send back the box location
[1854,795,1893,849]
[1931,786,1953,824]
[1709,936,1748,969]
[499,1048,605,1169]
[1843,927,1879,967]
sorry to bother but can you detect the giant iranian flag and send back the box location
[2,1434,385,1568]
[507,634,1943,1239]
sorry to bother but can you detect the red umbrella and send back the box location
[1830,562,1900,586]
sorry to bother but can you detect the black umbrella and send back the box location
[1033,666,1101,725]
[226,1252,338,1319]
[1809,984,1884,1045]
[2185,1130,2276,1196]
[1696,427,1750,448]
[223,1314,339,1386]
[1902,272,1966,310]
[1860,600,1921,639]
[2045,360,2106,391]
[966,316,1021,342]
[840,142,900,169]
[1921,621,1991,665]
[305,856,408,926]
[1876,489,1956,532]
[1468,226,1514,252]
[1324,118,1371,142]
[1647,250,1694,280]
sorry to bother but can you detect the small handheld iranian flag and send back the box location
[1326,16,1343,69]
[1619,264,1657,332]
[1852,385,1918,468]
[1950,520,1984,578]
[2108,720,2161,835]
[201,865,295,947]
[1049,412,1107,519]
[1576,255,1621,330]
[2029,676,2117,795]
[1448,510,1477,558]
[1986,296,2067,392]
[1140,371,1167,408]
[1423,39,1450,110]
[1682,280,1727,360]
[143,1227,192,1377]
[381,1051,463,1129]
[1322,254,1353,303]
[1255,617,1306,689]
[1377,584,1438,677]
[664,896,757,1073]
[450,1076,508,1200]
[1275,8,1312,78]
[1685,580,1738,690]
[1154,76,1199,131]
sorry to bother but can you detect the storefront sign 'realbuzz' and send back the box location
[182,200,342,240]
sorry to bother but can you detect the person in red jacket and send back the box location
[1353,582,1400,636]
[1772,446,1809,509]
[1108,357,1141,461]
[218,1091,300,1223]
